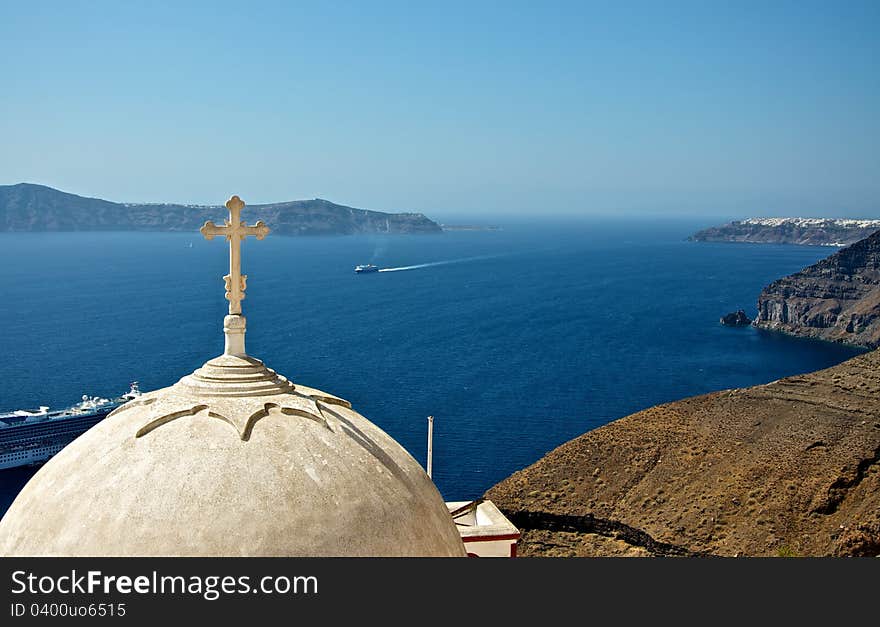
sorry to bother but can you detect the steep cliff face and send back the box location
[486,350,880,557]
[0,183,442,235]
[754,231,880,348]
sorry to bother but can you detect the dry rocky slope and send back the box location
[487,349,880,556]
[755,230,880,348]
[0,183,441,235]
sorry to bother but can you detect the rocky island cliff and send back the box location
[486,349,880,557]
[0,183,442,235]
[754,230,880,348]
[690,217,880,247]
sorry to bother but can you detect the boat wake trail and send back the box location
[378,254,501,272]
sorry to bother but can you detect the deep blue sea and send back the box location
[0,218,865,514]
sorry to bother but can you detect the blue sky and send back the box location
[1,1,878,218]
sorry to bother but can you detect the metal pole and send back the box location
[426,415,434,478]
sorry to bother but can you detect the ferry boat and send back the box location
[355,264,380,274]
[0,382,142,471]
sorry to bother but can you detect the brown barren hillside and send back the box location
[487,350,880,557]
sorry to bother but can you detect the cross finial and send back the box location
[226,195,245,213]
[200,195,270,356]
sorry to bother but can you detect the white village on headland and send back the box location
[0,195,518,557]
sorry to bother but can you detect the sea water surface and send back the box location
[0,218,865,514]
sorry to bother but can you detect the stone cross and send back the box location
[200,195,270,316]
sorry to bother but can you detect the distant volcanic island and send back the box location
[0,183,442,236]
[690,217,880,247]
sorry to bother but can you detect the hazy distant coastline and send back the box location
[0,183,442,236]
[440,224,502,232]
